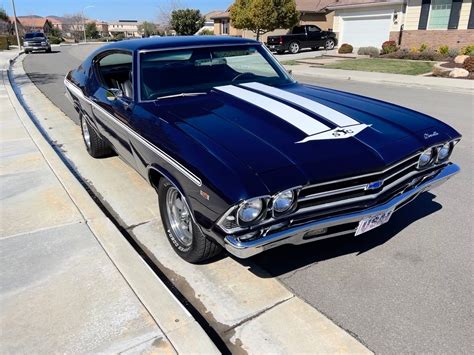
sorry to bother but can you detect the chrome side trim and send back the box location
[64,78,202,187]
[224,163,460,258]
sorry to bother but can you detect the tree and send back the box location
[85,22,99,39]
[170,9,205,35]
[62,13,87,41]
[157,0,183,34]
[0,7,9,22]
[231,0,299,41]
[139,21,157,37]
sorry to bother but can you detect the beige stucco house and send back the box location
[211,0,336,42]
[330,0,473,48]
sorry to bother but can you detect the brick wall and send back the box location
[391,30,474,48]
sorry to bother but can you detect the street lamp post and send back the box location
[82,5,94,43]
[10,0,21,52]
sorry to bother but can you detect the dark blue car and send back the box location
[64,36,461,263]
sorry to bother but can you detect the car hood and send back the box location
[149,82,460,193]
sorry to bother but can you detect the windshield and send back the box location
[25,33,45,39]
[139,45,292,101]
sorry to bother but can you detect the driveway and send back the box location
[23,44,473,354]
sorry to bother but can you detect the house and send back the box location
[108,20,142,37]
[211,0,336,41]
[329,0,473,48]
[196,10,222,34]
[15,16,52,32]
[400,0,473,47]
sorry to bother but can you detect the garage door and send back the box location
[341,15,392,48]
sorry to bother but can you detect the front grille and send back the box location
[296,153,436,215]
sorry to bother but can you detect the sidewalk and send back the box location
[0,51,218,353]
[288,63,474,94]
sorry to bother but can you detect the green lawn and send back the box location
[322,58,435,75]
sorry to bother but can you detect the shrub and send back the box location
[418,49,444,61]
[338,43,353,54]
[447,48,460,58]
[0,35,8,50]
[419,43,428,52]
[381,48,444,61]
[198,29,214,35]
[463,56,474,72]
[7,35,22,46]
[438,45,449,55]
[460,45,474,56]
[47,36,62,44]
[382,40,398,54]
[357,46,380,57]
[113,33,125,41]
[410,47,418,53]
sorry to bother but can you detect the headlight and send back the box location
[437,142,452,162]
[418,148,435,168]
[237,198,264,223]
[41,41,46,45]
[273,189,295,213]
[24,41,29,46]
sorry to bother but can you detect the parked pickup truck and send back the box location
[266,25,337,54]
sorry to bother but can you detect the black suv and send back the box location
[23,32,51,53]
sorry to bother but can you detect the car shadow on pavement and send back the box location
[239,192,442,278]
[25,72,64,85]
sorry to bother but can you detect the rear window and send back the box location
[25,33,45,39]
[291,27,305,34]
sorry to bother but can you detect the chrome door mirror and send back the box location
[106,88,123,102]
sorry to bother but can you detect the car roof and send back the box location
[98,35,259,52]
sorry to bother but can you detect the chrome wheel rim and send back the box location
[325,40,335,50]
[290,43,299,53]
[81,118,91,149]
[166,187,193,247]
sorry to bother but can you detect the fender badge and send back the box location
[200,190,210,201]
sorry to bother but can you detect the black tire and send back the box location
[80,115,113,158]
[158,179,222,263]
[325,39,336,50]
[311,47,319,51]
[24,50,30,54]
[288,41,300,54]
[46,47,52,53]
[276,49,285,54]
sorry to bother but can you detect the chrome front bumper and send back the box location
[224,163,460,258]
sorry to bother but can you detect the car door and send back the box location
[90,50,137,167]
[306,25,323,48]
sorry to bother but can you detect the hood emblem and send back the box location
[365,180,384,190]
[424,131,439,139]
[297,124,371,143]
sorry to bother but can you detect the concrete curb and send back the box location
[289,65,474,94]
[12,54,373,354]
[6,56,220,355]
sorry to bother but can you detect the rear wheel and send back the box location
[158,179,222,263]
[80,115,113,158]
[289,42,300,54]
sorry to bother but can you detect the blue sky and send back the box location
[1,0,232,21]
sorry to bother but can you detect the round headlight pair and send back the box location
[436,142,452,162]
[418,148,436,168]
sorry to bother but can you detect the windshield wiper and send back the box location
[155,92,207,100]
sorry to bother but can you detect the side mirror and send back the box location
[106,88,123,102]
[287,69,293,75]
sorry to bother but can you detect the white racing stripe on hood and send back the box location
[242,82,359,127]
[214,85,330,136]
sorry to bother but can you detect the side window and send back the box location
[96,52,133,99]
[292,26,305,34]
[307,26,321,32]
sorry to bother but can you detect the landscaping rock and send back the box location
[448,68,469,78]
[432,63,451,77]
[454,55,469,64]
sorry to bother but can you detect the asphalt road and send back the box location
[24,44,473,354]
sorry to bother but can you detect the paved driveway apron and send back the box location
[24,45,474,354]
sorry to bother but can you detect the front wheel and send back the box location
[158,179,222,263]
[288,42,300,54]
[325,39,336,50]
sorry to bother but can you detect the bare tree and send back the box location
[156,0,183,34]
[62,13,86,41]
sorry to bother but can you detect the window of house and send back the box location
[428,0,452,29]
[222,20,229,35]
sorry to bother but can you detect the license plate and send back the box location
[355,210,393,236]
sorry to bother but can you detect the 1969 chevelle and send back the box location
[64,37,461,263]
